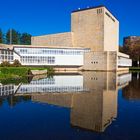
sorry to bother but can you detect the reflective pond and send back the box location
[0,72,140,140]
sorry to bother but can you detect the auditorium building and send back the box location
[0,6,132,71]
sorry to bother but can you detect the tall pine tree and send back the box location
[20,33,31,45]
[6,29,19,44]
[0,29,3,43]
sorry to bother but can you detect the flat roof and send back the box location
[0,48,13,51]
[72,5,105,13]
[0,48,21,56]
[72,5,118,21]
[13,45,90,50]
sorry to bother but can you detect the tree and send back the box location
[20,33,31,45]
[124,40,140,67]
[6,29,19,44]
[0,29,3,43]
[119,45,124,53]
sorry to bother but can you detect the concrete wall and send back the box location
[107,52,117,71]
[71,7,104,51]
[71,7,119,52]
[104,8,119,52]
[81,51,117,71]
[31,32,73,47]
[81,52,107,71]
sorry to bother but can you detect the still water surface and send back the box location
[0,72,140,140]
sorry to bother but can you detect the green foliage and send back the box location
[20,33,31,45]
[12,59,21,67]
[0,67,30,76]
[0,66,54,80]
[45,67,55,76]
[6,29,19,44]
[0,61,11,67]
[0,60,21,67]
[0,29,3,43]
[123,39,140,61]
[0,76,29,85]
[5,29,31,45]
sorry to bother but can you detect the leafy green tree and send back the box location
[0,29,3,43]
[20,33,31,45]
[6,29,19,44]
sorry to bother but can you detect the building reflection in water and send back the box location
[0,72,132,132]
[17,74,86,93]
[24,71,131,132]
[0,84,15,97]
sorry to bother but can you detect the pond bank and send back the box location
[130,67,140,72]
[0,67,54,81]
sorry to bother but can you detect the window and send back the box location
[97,8,102,14]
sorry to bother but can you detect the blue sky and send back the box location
[0,0,140,45]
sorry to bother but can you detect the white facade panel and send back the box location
[54,55,83,66]
[118,57,132,67]
[13,52,20,62]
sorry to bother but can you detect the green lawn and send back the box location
[0,66,54,80]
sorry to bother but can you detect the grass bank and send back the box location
[0,67,54,80]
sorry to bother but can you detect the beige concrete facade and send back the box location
[32,32,73,47]
[104,8,119,52]
[72,7,119,52]
[81,51,117,71]
[71,8,104,51]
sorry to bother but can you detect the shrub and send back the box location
[0,61,11,67]
[12,59,21,67]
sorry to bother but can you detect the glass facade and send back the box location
[21,56,55,64]
[15,47,88,55]
[0,49,14,63]
[14,47,90,65]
